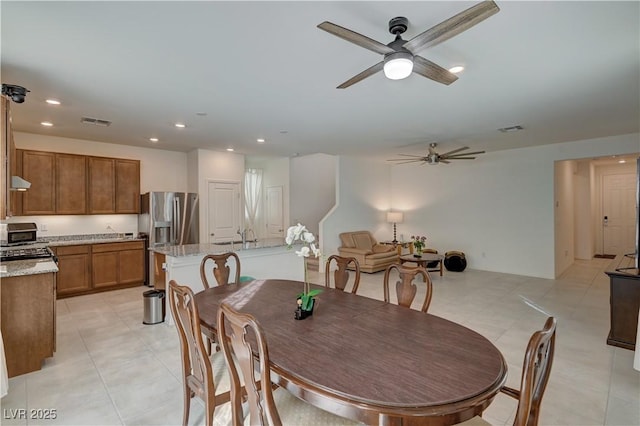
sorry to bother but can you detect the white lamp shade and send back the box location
[387,211,404,224]
[383,52,413,80]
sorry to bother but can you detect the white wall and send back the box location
[290,154,336,236]
[8,132,188,237]
[573,160,593,260]
[388,133,639,278]
[320,156,391,259]
[195,149,245,243]
[554,160,576,277]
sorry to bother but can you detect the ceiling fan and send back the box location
[387,143,486,165]
[317,0,499,89]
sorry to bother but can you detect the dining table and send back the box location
[194,279,507,425]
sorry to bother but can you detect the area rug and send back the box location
[594,254,616,259]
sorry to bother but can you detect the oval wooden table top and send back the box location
[195,279,507,425]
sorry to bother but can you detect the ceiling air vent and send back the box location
[498,125,524,133]
[81,116,112,127]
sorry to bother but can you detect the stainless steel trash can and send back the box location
[143,290,165,325]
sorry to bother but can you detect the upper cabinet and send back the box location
[1,95,19,219]
[88,156,116,214]
[56,153,87,214]
[13,150,140,216]
[21,150,56,215]
[115,159,140,214]
[88,157,140,214]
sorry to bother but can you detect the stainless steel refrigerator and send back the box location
[138,192,199,286]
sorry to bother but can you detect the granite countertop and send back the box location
[154,238,287,258]
[1,258,59,278]
[43,233,144,247]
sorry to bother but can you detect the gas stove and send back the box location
[0,245,55,262]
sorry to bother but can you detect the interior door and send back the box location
[603,173,636,255]
[208,181,241,243]
[266,185,284,238]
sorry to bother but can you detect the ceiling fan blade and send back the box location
[439,159,451,164]
[318,21,395,56]
[444,157,478,160]
[388,159,427,164]
[394,153,430,157]
[445,150,486,158]
[337,62,384,89]
[439,146,470,157]
[412,56,458,85]
[403,1,500,54]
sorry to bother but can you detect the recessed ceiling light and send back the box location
[45,99,61,105]
[226,148,234,152]
[195,112,207,117]
[257,138,265,143]
[449,66,464,74]
[175,123,186,128]
[618,159,626,164]
[40,121,53,127]
[149,138,159,143]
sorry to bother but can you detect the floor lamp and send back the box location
[386,211,404,244]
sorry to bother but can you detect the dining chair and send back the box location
[200,252,242,354]
[383,264,433,313]
[200,252,241,289]
[217,303,360,426]
[168,280,231,426]
[324,254,361,294]
[460,316,557,426]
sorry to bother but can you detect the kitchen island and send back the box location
[1,258,58,378]
[153,239,305,323]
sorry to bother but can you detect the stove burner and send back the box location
[1,247,55,262]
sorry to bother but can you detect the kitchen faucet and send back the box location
[237,228,247,244]
[237,228,256,245]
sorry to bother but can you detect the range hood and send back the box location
[10,176,31,191]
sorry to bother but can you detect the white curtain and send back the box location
[244,168,263,237]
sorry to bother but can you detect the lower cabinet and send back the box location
[92,241,145,289]
[54,240,145,298]
[54,245,91,297]
[1,272,56,377]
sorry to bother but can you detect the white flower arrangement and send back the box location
[285,223,322,311]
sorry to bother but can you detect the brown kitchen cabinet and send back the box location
[56,153,87,214]
[92,240,145,290]
[1,95,20,219]
[88,157,140,214]
[115,159,140,213]
[1,272,56,377]
[88,156,116,214]
[20,150,56,215]
[53,245,92,297]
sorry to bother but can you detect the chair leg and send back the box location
[182,383,191,426]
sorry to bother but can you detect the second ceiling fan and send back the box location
[317,0,499,89]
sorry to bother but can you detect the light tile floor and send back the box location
[2,258,639,425]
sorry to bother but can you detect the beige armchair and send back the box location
[338,231,399,273]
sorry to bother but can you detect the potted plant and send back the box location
[411,235,427,257]
[286,223,322,320]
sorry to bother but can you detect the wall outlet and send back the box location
[41,223,48,231]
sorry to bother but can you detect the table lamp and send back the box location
[386,211,404,244]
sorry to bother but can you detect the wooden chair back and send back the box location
[217,303,283,426]
[168,280,216,426]
[506,316,557,426]
[324,254,361,294]
[383,264,433,313]
[200,252,241,289]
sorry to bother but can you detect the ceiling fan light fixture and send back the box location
[383,52,413,80]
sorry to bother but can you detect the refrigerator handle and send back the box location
[175,197,182,244]
[172,198,177,244]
